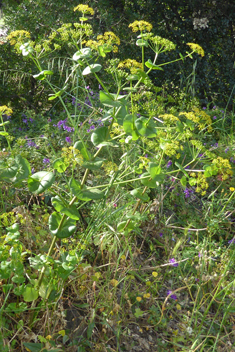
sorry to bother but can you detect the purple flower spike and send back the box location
[169,258,178,267]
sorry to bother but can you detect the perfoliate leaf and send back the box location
[53,158,68,173]
[48,212,76,238]
[82,64,102,75]
[28,171,55,194]
[91,126,109,146]
[72,48,91,61]
[145,59,164,70]
[33,70,53,80]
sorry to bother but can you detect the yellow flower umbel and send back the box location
[86,31,120,53]
[212,157,233,181]
[187,43,205,57]
[129,20,153,33]
[149,36,176,53]
[179,108,212,132]
[7,30,31,46]
[118,59,142,73]
[0,105,13,116]
[74,4,94,16]
[159,114,179,126]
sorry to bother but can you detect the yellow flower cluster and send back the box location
[138,156,150,171]
[190,172,209,195]
[61,146,83,168]
[7,30,30,45]
[103,161,118,174]
[159,113,179,125]
[129,20,153,33]
[187,43,205,57]
[86,31,120,53]
[97,32,120,52]
[212,157,233,181]
[0,105,13,116]
[74,4,94,15]
[179,107,212,132]
[118,59,142,73]
[150,36,176,52]
[162,140,183,158]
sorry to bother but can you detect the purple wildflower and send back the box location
[228,238,235,244]
[159,232,163,237]
[166,160,172,168]
[213,116,217,120]
[225,147,229,153]
[167,290,177,300]
[27,140,37,148]
[184,187,194,198]
[169,258,178,267]
[43,158,50,164]
[65,136,72,144]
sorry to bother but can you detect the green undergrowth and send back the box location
[0,4,235,352]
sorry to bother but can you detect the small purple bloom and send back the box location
[167,290,177,300]
[27,140,37,148]
[225,147,229,153]
[43,158,50,164]
[213,106,216,109]
[198,252,202,258]
[65,136,72,144]
[169,258,178,267]
[23,118,28,124]
[31,167,35,174]
[159,232,163,237]
[144,154,148,158]
[98,84,102,90]
[184,187,194,198]
[202,107,206,110]
[166,160,172,168]
[213,116,217,120]
[228,238,235,244]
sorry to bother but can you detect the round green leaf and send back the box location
[20,42,33,56]
[53,158,68,173]
[48,212,76,238]
[22,285,39,302]
[33,70,53,80]
[28,171,55,194]
[91,126,109,146]
[73,48,91,61]
[82,64,102,75]
[136,39,148,47]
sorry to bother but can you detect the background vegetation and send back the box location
[0,1,235,352]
